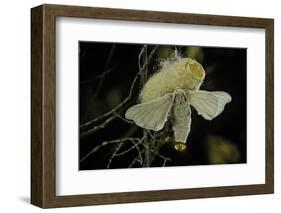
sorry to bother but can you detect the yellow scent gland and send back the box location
[139,58,205,103]
[174,142,187,152]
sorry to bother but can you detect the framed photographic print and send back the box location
[31,4,274,208]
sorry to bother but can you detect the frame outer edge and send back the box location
[30,4,274,208]
[265,19,274,193]
[31,4,57,208]
[43,4,57,208]
[31,5,44,208]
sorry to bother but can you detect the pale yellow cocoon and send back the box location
[140,58,206,103]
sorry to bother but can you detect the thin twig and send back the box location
[80,115,116,138]
[80,64,118,85]
[147,130,155,139]
[93,45,116,99]
[80,112,134,139]
[80,137,139,163]
[107,143,123,168]
[133,140,144,165]
[128,158,141,168]
[140,45,152,167]
[142,143,172,162]
[162,158,168,167]
[155,152,172,162]
[128,149,145,168]
[143,131,150,167]
[138,45,146,72]
[114,113,135,124]
[115,137,144,157]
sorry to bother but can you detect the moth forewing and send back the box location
[187,90,232,120]
[125,93,175,131]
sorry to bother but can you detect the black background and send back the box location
[79,42,247,170]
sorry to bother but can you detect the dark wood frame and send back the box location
[31,4,274,208]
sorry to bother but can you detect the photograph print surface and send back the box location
[79,42,246,170]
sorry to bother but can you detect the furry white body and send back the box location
[140,58,205,103]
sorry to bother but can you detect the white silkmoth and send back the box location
[125,58,231,151]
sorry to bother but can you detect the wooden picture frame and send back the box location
[31,4,274,208]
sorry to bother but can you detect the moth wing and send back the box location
[172,91,191,143]
[125,93,174,131]
[188,90,231,120]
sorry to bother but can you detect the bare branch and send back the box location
[80,45,166,169]
[80,45,158,130]
[80,71,139,129]
[139,45,152,167]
